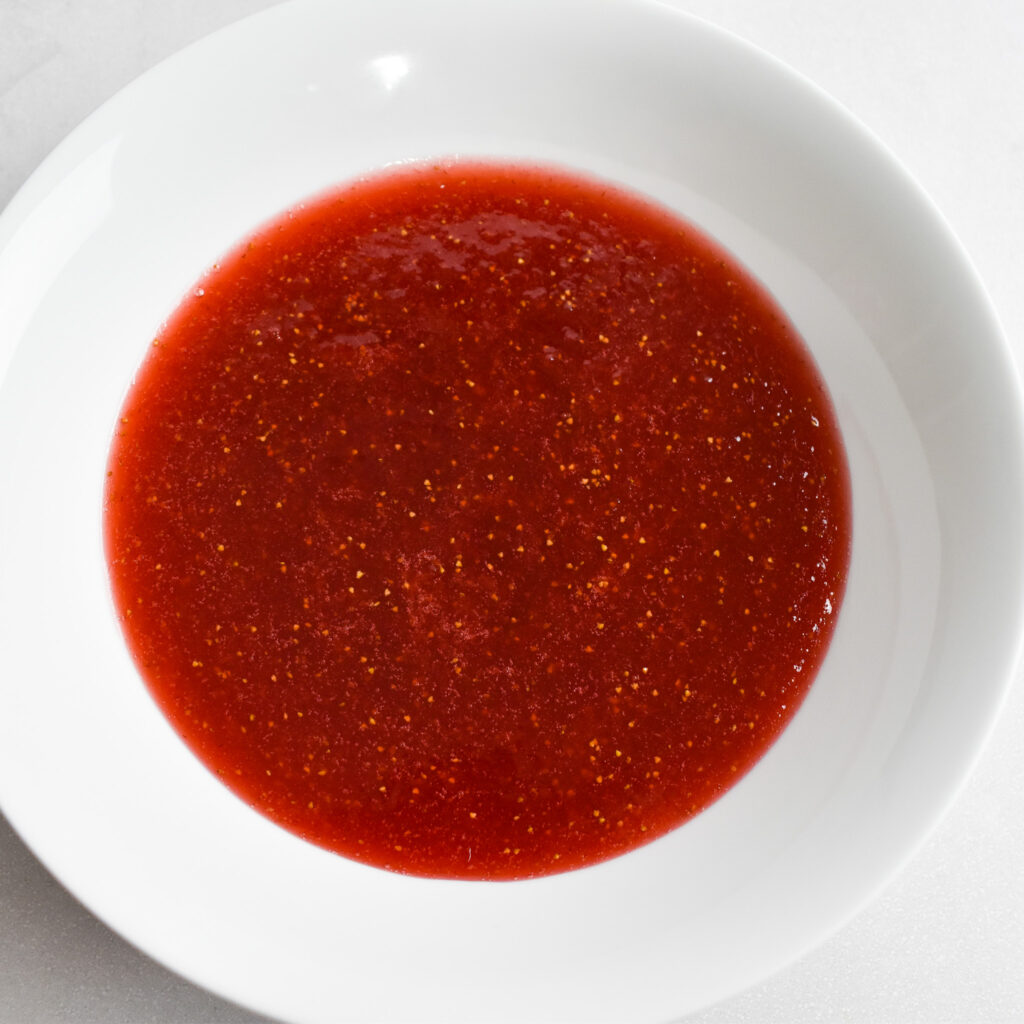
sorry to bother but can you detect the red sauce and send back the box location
[105,162,850,880]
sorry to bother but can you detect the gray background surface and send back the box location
[2,1,1023,1021]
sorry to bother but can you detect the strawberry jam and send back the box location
[105,162,850,879]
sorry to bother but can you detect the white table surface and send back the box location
[2,1,1022,1021]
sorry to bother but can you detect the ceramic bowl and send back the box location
[1,1,1021,1021]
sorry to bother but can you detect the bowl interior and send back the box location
[0,1,1021,1021]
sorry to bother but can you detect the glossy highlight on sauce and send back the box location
[105,161,851,880]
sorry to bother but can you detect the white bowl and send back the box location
[0,0,1021,1021]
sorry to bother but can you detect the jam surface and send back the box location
[105,162,850,879]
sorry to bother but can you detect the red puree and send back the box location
[106,162,850,880]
